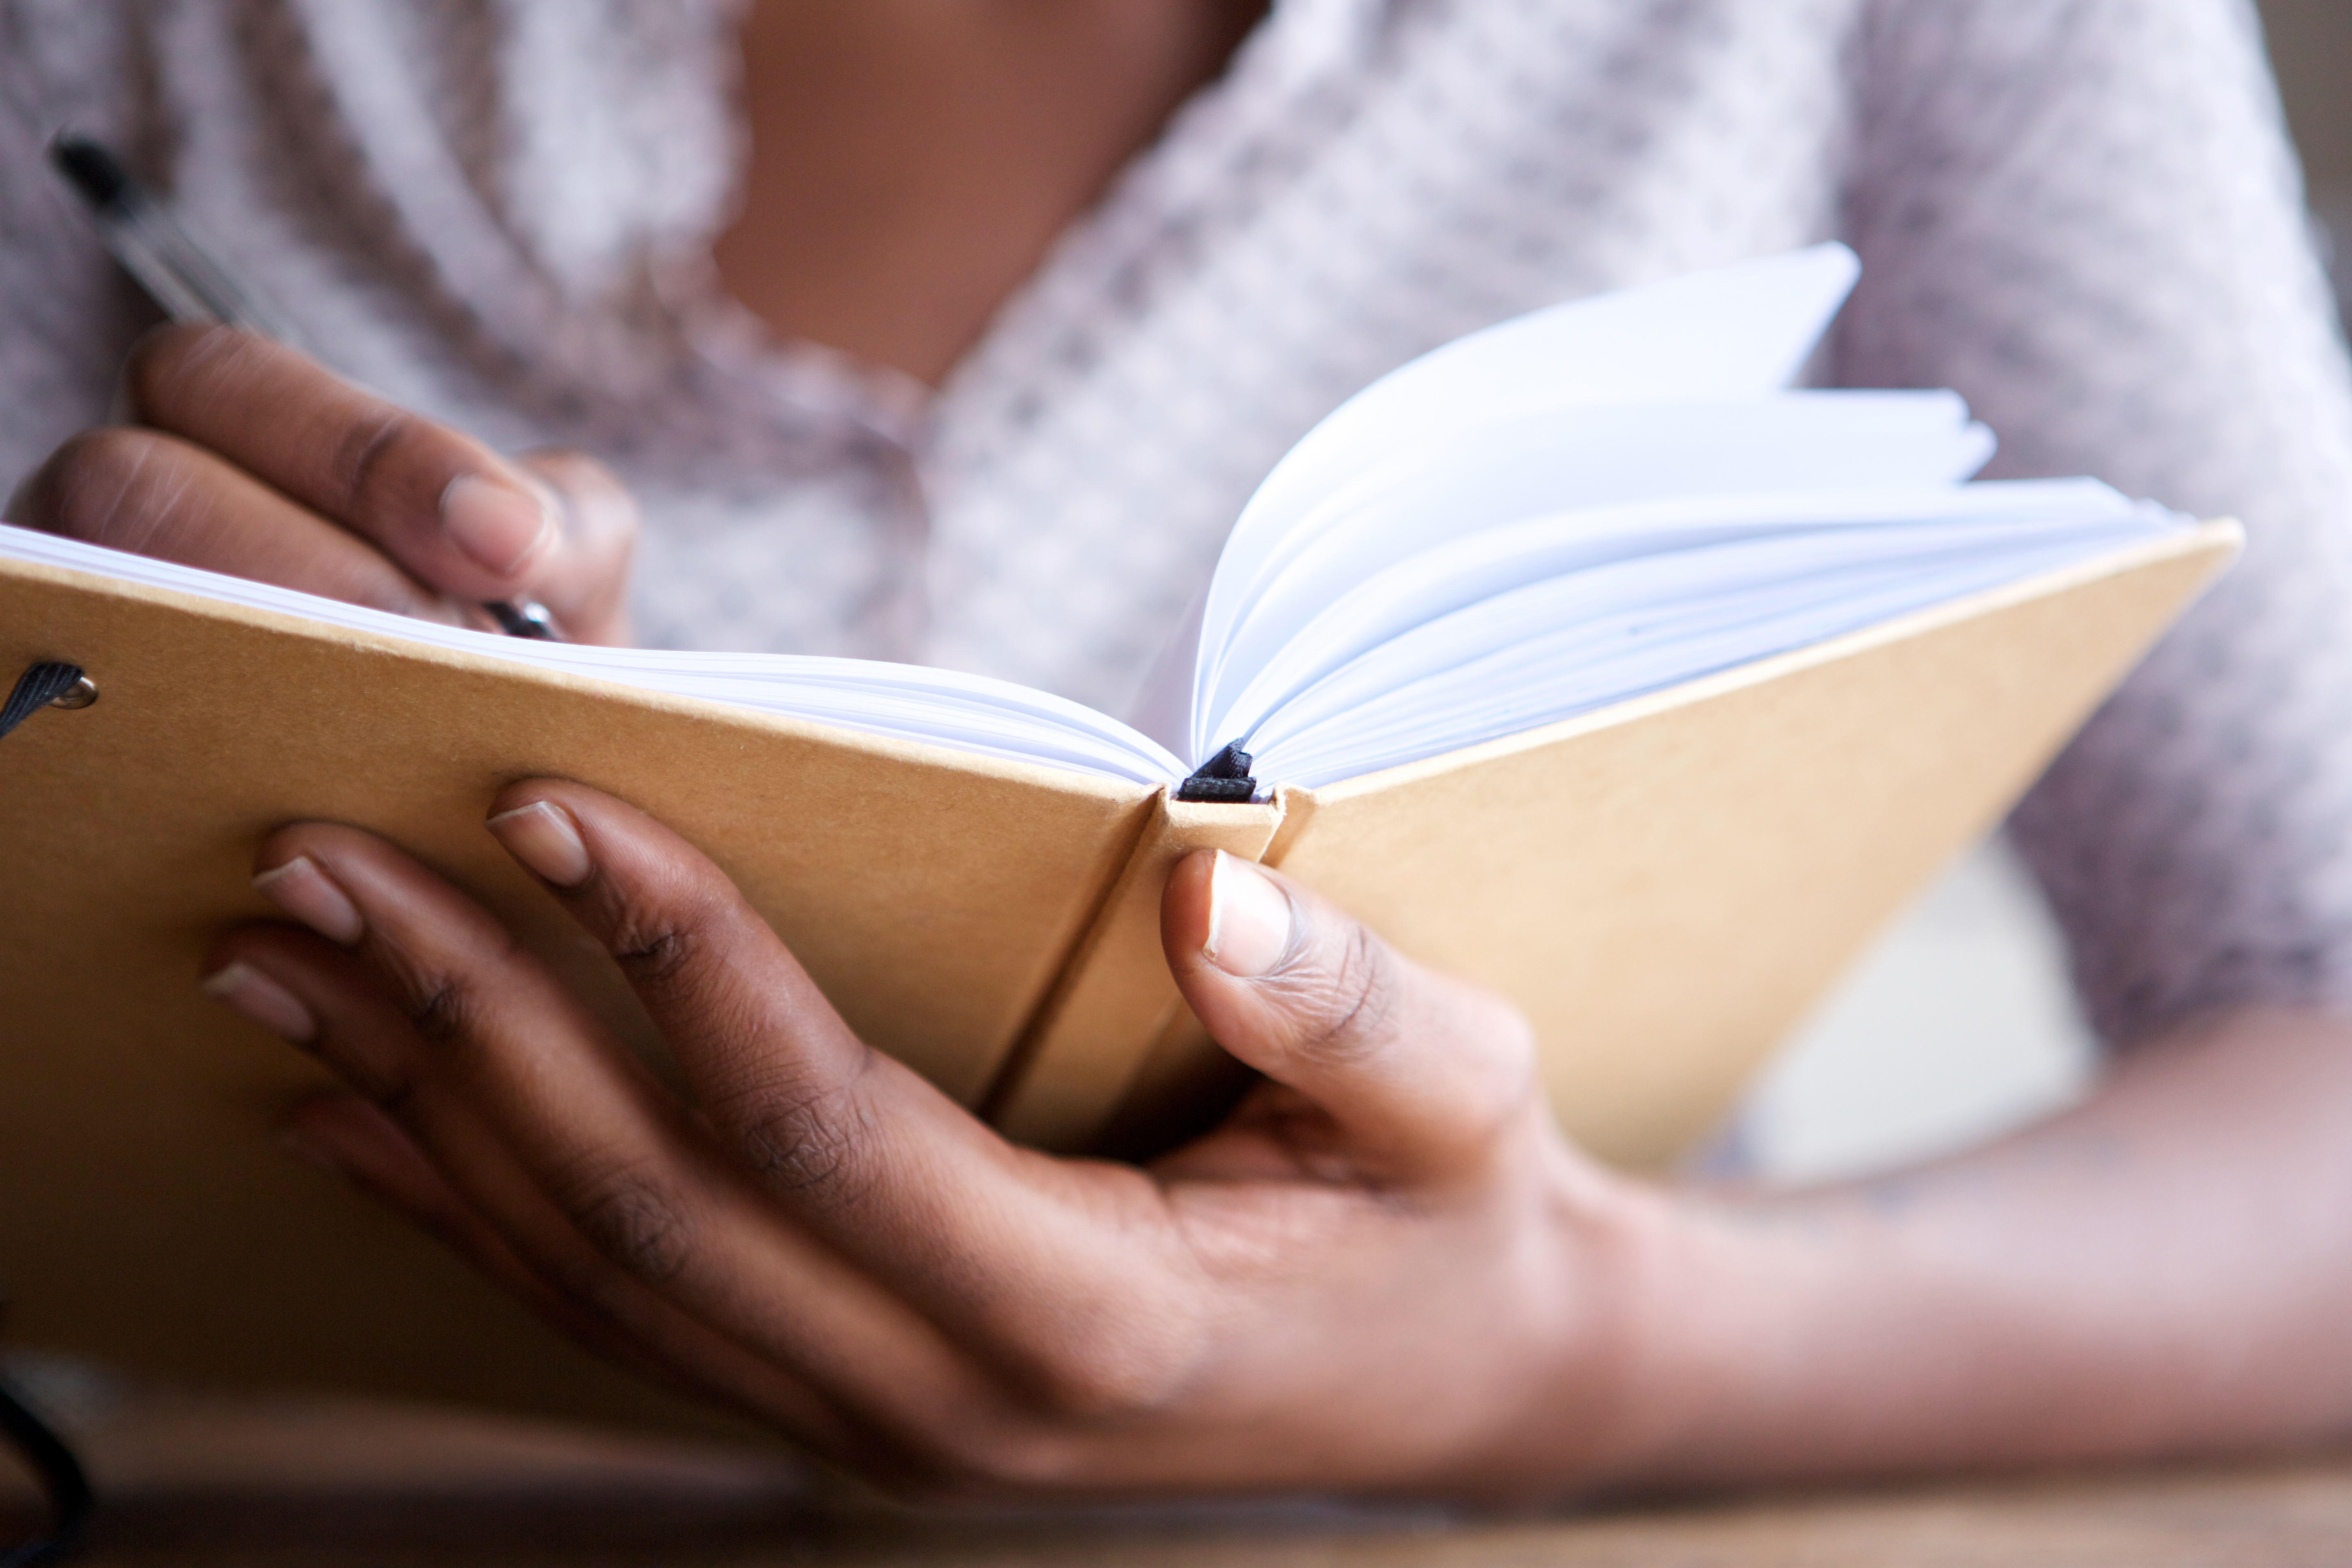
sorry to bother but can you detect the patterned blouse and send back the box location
[6,0,2352,1047]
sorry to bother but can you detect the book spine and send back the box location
[983,789,1287,1152]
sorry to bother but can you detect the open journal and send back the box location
[0,246,2236,1428]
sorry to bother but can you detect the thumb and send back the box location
[1161,850,1538,1178]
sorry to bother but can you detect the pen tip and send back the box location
[48,134,133,211]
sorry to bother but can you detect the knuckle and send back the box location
[383,929,521,1048]
[403,977,474,1045]
[548,1161,696,1285]
[1434,980,1545,1138]
[609,917,698,989]
[873,1303,1209,1497]
[1454,976,1538,1065]
[1479,990,1540,1068]
[601,882,731,998]
[1294,921,1399,1061]
[978,1271,1211,1425]
[894,1418,1084,1497]
[122,321,237,419]
[731,1076,876,1208]
[21,428,163,535]
[1477,994,1544,1098]
[603,886,773,1022]
[325,405,417,521]
[1018,1319,1200,1421]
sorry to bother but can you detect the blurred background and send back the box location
[1744,0,2352,1183]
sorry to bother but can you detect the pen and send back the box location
[46,133,562,642]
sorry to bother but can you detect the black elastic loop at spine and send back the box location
[0,665,84,742]
[0,1375,92,1568]
[1174,742,1258,804]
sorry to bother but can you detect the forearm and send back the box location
[1604,1007,2352,1488]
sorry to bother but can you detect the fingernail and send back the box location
[275,1123,346,1176]
[441,474,553,577]
[201,961,318,1043]
[1203,851,1294,978]
[253,855,365,944]
[486,800,591,886]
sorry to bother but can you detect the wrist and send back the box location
[1479,1145,1729,1497]
[1533,1171,1862,1496]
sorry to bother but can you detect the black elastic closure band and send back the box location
[0,1375,92,1568]
[0,665,85,742]
[1175,742,1259,804]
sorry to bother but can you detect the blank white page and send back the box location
[1197,392,1994,756]
[1251,501,2187,786]
[1185,244,1864,737]
[1218,482,2180,773]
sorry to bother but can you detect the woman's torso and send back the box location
[9,0,2352,1049]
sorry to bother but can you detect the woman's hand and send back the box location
[6,325,637,644]
[192,782,2352,1499]
[194,779,1674,1501]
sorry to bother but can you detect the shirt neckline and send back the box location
[663,0,1392,461]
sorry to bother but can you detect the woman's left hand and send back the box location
[198,778,1677,1501]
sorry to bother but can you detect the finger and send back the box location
[8,426,470,624]
[278,1090,687,1388]
[1161,851,1539,1183]
[275,1089,923,1477]
[232,832,1007,1440]
[122,325,580,606]
[478,781,1207,1397]
[514,450,637,645]
[206,936,912,1472]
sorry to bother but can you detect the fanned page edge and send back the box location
[1274,520,2243,817]
[1187,244,1866,751]
[0,552,1157,812]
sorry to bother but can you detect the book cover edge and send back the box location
[0,552,1155,811]
[1293,521,2241,811]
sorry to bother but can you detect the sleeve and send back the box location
[1829,0,2352,1045]
[0,0,160,506]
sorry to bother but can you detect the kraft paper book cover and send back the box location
[0,247,2238,1426]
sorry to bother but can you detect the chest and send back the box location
[712,0,1270,387]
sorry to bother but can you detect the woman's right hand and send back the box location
[6,324,638,644]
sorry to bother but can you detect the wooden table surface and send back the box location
[7,1367,2352,1566]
